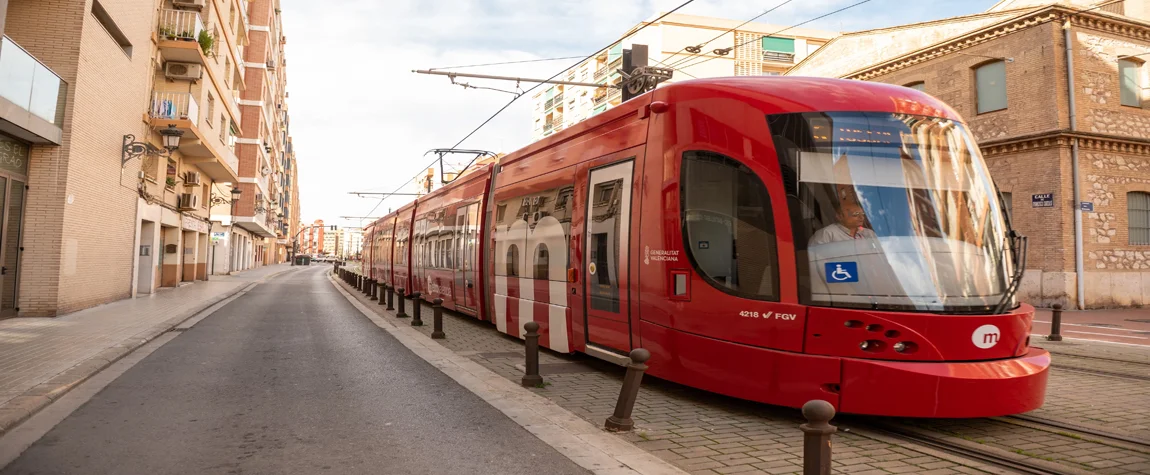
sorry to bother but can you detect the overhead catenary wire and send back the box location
[672,0,874,73]
[358,0,698,221]
[664,0,797,70]
[427,56,588,71]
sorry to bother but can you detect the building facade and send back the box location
[530,13,837,140]
[0,0,300,317]
[790,0,1150,308]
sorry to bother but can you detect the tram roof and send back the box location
[499,76,960,168]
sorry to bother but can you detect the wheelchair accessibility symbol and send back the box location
[825,262,859,283]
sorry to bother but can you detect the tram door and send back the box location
[453,203,479,311]
[583,160,635,353]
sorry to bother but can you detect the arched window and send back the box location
[1130,192,1150,245]
[534,244,549,280]
[904,81,925,92]
[975,60,1007,114]
[506,244,520,277]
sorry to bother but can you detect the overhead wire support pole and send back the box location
[413,70,614,89]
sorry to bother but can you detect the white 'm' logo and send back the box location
[972,324,1001,349]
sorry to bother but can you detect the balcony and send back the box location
[762,51,795,63]
[592,93,608,106]
[150,92,199,122]
[594,67,608,81]
[157,10,206,64]
[148,91,239,184]
[0,36,67,144]
[608,87,621,102]
[544,97,554,110]
[609,58,622,70]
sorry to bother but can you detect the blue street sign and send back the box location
[1032,193,1054,208]
[825,262,859,283]
[1080,202,1094,212]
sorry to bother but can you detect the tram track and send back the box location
[855,419,1088,475]
[1003,414,1150,452]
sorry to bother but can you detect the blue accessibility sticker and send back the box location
[825,262,859,283]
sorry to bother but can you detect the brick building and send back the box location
[790,0,1150,308]
[0,0,300,317]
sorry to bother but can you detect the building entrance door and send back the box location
[0,174,27,318]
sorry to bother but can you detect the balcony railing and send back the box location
[150,91,199,122]
[592,94,608,106]
[762,51,795,63]
[157,9,204,42]
[609,58,622,69]
[594,67,608,81]
[553,92,563,104]
[608,88,621,102]
[0,36,67,125]
[544,97,554,110]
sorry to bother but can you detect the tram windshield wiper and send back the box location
[993,230,1027,314]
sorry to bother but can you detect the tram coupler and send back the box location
[605,348,651,432]
[521,322,542,387]
[396,288,408,318]
[431,298,445,339]
[800,400,837,475]
[410,292,423,326]
[1047,303,1064,341]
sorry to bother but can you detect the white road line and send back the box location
[1033,320,1149,333]
[1031,334,1150,347]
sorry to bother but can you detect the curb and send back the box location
[328,272,686,475]
[0,265,299,437]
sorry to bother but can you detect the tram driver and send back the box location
[809,198,876,246]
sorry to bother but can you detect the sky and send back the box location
[280,0,1001,229]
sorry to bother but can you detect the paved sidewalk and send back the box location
[1031,307,1150,347]
[0,263,301,435]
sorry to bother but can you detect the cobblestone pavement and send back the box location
[0,264,299,433]
[339,276,1150,474]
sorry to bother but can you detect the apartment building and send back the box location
[789,0,1150,308]
[300,218,324,256]
[0,0,300,317]
[530,13,837,140]
[339,227,362,260]
[321,229,340,258]
[209,0,295,271]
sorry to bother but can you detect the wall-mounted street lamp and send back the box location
[122,125,184,167]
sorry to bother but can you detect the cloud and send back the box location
[280,0,996,227]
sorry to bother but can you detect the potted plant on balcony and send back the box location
[198,30,214,56]
[179,30,194,41]
[165,176,178,189]
[158,26,176,39]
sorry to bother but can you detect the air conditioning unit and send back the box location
[266,60,277,70]
[172,0,206,9]
[165,62,203,81]
[183,171,201,186]
[178,193,199,210]
[256,193,264,202]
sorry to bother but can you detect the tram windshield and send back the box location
[768,111,1015,314]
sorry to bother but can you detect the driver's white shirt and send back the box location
[809,223,877,246]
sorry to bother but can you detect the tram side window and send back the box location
[534,244,549,280]
[507,245,520,277]
[680,150,780,300]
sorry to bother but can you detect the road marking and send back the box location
[1033,320,1148,333]
[1061,330,1149,340]
[1031,334,1150,347]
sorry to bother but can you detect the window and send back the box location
[506,245,520,277]
[975,61,1007,113]
[219,117,227,142]
[1130,192,1150,245]
[91,0,132,56]
[1119,59,1142,107]
[534,244,549,280]
[225,57,232,88]
[905,81,926,92]
[206,93,215,127]
[681,150,779,300]
[1001,192,1013,221]
[761,36,795,63]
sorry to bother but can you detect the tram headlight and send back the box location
[893,342,906,352]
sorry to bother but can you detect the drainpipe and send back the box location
[1064,18,1085,310]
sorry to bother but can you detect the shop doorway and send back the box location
[0,173,26,318]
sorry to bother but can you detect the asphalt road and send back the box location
[2,266,588,475]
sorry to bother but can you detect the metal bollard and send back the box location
[1047,303,1064,341]
[364,278,373,296]
[396,288,408,318]
[368,279,377,299]
[604,348,651,431]
[431,298,445,339]
[378,283,387,306]
[800,400,837,475]
[386,284,395,310]
[521,322,542,387]
[410,291,423,326]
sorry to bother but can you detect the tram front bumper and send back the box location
[838,348,1050,418]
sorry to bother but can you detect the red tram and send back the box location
[362,77,1049,418]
